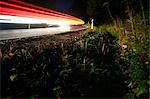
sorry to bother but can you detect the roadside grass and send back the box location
[95,4,149,98]
[1,15,149,98]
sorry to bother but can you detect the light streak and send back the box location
[10,0,79,21]
[0,15,61,24]
[0,1,85,25]
[0,1,78,21]
[58,25,71,30]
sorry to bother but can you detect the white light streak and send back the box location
[0,15,70,25]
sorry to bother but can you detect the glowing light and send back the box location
[0,1,85,25]
[0,1,77,20]
[58,25,71,31]
[0,15,69,25]
[10,0,80,21]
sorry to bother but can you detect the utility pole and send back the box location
[91,19,94,29]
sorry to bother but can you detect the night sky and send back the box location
[22,0,88,21]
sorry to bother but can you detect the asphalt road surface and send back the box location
[0,25,87,40]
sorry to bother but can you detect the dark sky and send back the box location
[22,0,87,21]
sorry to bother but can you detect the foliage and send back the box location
[1,30,129,98]
[96,0,149,98]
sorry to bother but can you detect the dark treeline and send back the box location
[85,0,149,24]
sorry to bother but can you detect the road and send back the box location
[0,1,87,40]
[0,25,87,40]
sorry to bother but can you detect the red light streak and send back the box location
[0,1,79,21]
[0,1,85,25]
[9,0,81,21]
[0,7,68,22]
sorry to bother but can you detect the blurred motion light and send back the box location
[0,15,70,26]
[58,25,71,31]
[0,1,85,25]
